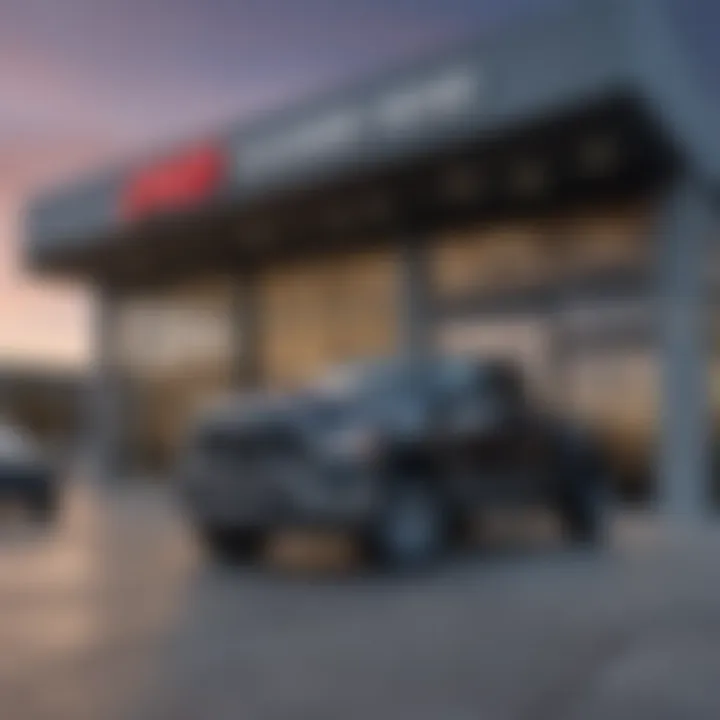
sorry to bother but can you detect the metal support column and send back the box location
[400,235,434,359]
[657,177,716,520]
[233,273,263,389]
[88,286,124,482]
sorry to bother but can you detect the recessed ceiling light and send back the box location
[440,163,483,203]
[578,134,620,177]
[509,159,548,197]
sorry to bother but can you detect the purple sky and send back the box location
[2,0,717,201]
[0,0,717,364]
[1,0,561,193]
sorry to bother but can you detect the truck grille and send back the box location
[198,426,305,472]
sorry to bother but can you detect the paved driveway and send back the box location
[1,481,719,720]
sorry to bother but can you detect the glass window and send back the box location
[431,203,651,301]
[259,250,399,390]
[556,203,652,277]
[113,278,239,473]
[439,316,553,400]
[432,221,555,299]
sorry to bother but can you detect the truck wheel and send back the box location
[552,428,609,547]
[200,526,264,564]
[557,480,607,547]
[369,482,448,570]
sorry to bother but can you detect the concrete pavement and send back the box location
[0,481,719,720]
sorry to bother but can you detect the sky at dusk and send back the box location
[0,0,717,367]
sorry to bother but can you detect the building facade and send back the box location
[26,0,720,514]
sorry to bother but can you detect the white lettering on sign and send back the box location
[242,109,363,176]
[237,67,482,181]
[375,71,480,134]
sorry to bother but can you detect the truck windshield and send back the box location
[313,358,476,420]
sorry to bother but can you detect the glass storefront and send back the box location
[708,241,720,502]
[432,221,555,298]
[110,249,401,474]
[433,202,658,498]
[557,206,652,278]
[258,249,400,390]
[557,205,657,498]
[107,203,661,489]
[114,279,239,474]
[564,347,659,497]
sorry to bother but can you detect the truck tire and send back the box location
[368,481,448,570]
[552,426,609,547]
[200,525,264,564]
[558,481,606,546]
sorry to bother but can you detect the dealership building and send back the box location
[25,0,720,516]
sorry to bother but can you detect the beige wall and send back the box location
[259,249,400,390]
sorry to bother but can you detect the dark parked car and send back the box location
[0,422,59,522]
[178,357,609,568]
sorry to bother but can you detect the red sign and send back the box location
[120,144,226,222]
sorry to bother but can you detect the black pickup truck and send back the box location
[178,357,609,568]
